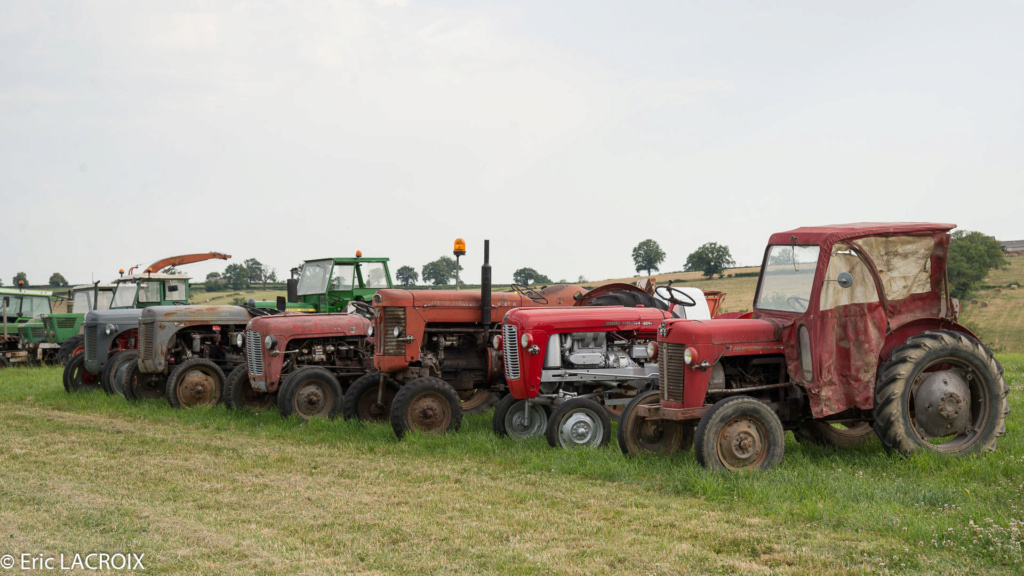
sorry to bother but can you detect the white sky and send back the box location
[2,0,1022,287]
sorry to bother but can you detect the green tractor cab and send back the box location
[1,287,54,368]
[290,256,392,313]
[26,284,118,365]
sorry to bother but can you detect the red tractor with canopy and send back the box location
[616,223,1008,470]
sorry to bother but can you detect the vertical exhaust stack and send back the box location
[481,240,491,332]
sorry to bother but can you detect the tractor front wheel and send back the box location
[0,355,9,369]
[694,396,785,471]
[278,366,343,420]
[873,330,1008,456]
[101,350,137,396]
[343,372,399,422]
[617,390,693,457]
[459,388,501,415]
[166,358,226,408]
[493,393,549,439]
[123,360,167,402]
[390,377,462,439]
[63,352,101,393]
[225,364,275,412]
[546,398,611,449]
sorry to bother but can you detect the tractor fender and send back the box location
[878,318,977,365]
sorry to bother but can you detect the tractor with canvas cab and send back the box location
[617,223,1009,471]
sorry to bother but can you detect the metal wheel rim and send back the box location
[357,388,395,422]
[176,367,220,407]
[909,357,990,453]
[504,400,547,438]
[459,389,493,411]
[72,361,100,391]
[716,415,768,471]
[557,407,604,448]
[407,391,452,432]
[294,380,333,418]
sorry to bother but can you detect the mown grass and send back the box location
[1,357,1022,575]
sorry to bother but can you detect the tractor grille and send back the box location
[503,324,520,380]
[42,317,57,332]
[56,317,78,329]
[246,329,263,376]
[29,326,46,339]
[85,327,98,363]
[138,323,155,361]
[660,343,686,403]
[381,307,406,356]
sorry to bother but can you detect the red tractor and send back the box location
[497,286,723,449]
[616,223,1008,471]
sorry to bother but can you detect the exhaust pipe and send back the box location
[287,278,299,303]
[481,239,491,332]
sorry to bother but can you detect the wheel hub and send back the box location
[558,410,603,448]
[180,371,215,405]
[410,393,450,432]
[914,369,971,438]
[718,419,765,469]
[298,386,325,412]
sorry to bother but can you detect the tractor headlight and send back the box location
[646,341,658,361]
[492,334,502,350]
[104,323,116,336]
[393,326,403,338]
[520,333,533,348]
[683,347,698,365]
[234,333,244,348]
[264,335,278,350]
[367,325,374,338]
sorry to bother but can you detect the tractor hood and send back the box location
[247,312,372,340]
[85,308,143,327]
[504,305,672,335]
[139,305,252,326]
[660,318,787,346]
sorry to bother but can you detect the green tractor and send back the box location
[286,254,393,311]
[20,283,117,366]
[1,286,54,368]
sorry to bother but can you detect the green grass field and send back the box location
[1,358,1021,575]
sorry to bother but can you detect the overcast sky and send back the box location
[2,0,1022,288]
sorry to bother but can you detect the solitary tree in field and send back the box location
[632,239,666,276]
[948,230,1005,299]
[512,267,552,286]
[422,257,461,286]
[49,273,68,287]
[685,242,735,279]
[396,266,419,286]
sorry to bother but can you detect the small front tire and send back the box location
[493,393,549,439]
[694,396,785,471]
[278,366,344,420]
[390,376,462,439]
[617,390,693,457]
[166,358,226,408]
[546,398,611,449]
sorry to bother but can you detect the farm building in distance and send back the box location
[1001,240,1024,252]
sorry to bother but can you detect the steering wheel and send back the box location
[655,285,697,308]
[510,283,548,304]
[787,296,810,312]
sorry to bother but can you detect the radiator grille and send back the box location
[246,329,263,376]
[661,343,686,403]
[138,323,155,361]
[29,326,46,339]
[85,326,98,363]
[502,324,520,380]
[42,317,57,332]
[381,307,406,356]
[56,317,78,329]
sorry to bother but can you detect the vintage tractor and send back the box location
[352,241,608,439]
[65,251,231,394]
[1,286,54,368]
[497,286,722,449]
[617,223,1009,471]
[20,283,116,366]
[234,255,392,417]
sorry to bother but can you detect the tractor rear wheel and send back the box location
[694,396,785,471]
[123,360,167,402]
[225,364,275,412]
[493,393,549,439]
[390,376,462,439]
[546,398,611,449]
[459,389,501,415]
[873,330,1008,457]
[794,421,874,448]
[0,355,9,369]
[166,358,226,408]
[278,366,343,420]
[101,350,137,396]
[343,372,400,422]
[57,335,84,365]
[63,352,101,393]
[617,390,693,456]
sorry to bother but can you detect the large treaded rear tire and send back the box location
[873,330,1008,457]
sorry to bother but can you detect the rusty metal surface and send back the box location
[637,403,709,422]
[140,305,251,325]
